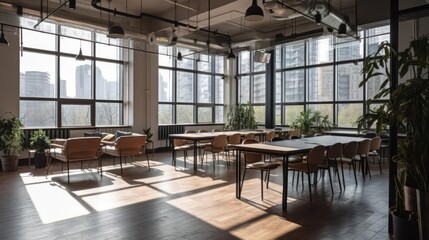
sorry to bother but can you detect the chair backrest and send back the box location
[289,129,301,139]
[342,141,358,158]
[290,135,300,139]
[212,134,228,148]
[271,137,284,142]
[265,131,275,142]
[307,145,326,165]
[243,133,255,140]
[212,129,221,132]
[116,135,147,155]
[370,136,381,151]
[185,130,196,134]
[228,133,242,145]
[242,139,261,163]
[65,137,101,161]
[326,142,342,159]
[198,129,208,133]
[174,138,186,147]
[357,139,371,155]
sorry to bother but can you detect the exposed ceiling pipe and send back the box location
[164,0,197,12]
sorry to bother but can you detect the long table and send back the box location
[235,135,368,211]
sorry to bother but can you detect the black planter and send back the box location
[34,153,47,168]
[391,211,418,240]
[417,190,429,240]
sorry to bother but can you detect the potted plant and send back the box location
[30,129,50,168]
[359,36,429,239]
[143,127,154,154]
[0,112,25,171]
[224,103,258,131]
[291,109,335,137]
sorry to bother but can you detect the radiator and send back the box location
[158,125,185,145]
[24,129,70,148]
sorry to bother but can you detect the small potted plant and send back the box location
[0,112,25,171]
[143,127,154,154]
[30,129,50,168]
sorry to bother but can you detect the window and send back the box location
[158,46,225,124]
[19,19,125,128]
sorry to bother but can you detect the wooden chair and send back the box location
[339,141,359,186]
[102,134,148,174]
[173,138,193,168]
[368,136,382,174]
[46,137,102,184]
[240,139,281,201]
[319,142,343,192]
[265,130,276,142]
[288,145,326,202]
[225,133,241,164]
[289,129,301,139]
[243,132,255,141]
[354,139,372,181]
[203,134,228,169]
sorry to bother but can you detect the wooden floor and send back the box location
[0,151,392,240]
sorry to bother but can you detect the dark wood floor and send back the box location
[0,151,392,240]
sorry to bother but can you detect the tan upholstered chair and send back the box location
[102,134,148,174]
[203,134,228,169]
[46,137,102,184]
[369,136,382,174]
[225,133,241,164]
[265,131,275,142]
[354,139,371,181]
[339,141,359,185]
[173,138,193,168]
[320,142,343,192]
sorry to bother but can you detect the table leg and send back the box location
[171,138,176,167]
[193,141,198,171]
[282,156,289,211]
[236,149,241,199]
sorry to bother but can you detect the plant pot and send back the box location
[391,210,418,240]
[0,156,19,171]
[404,184,418,214]
[34,153,47,169]
[417,189,429,240]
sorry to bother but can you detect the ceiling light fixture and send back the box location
[337,22,347,38]
[227,48,236,59]
[76,40,85,61]
[177,52,182,61]
[0,24,9,46]
[245,0,264,21]
[315,12,321,25]
[107,0,125,38]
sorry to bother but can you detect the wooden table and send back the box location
[235,135,369,211]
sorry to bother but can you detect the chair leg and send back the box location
[340,159,346,189]
[240,168,248,195]
[307,173,312,202]
[67,161,70,184]
[146,153,150,171]
[378,155,382,174]
[260,171,264,201]
[335,162,342,192]
[45,155,52,177]
[119,156,123,175]
[327,168,333,195]
[351,158,358,185]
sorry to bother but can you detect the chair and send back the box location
[320,142,343,192]
[289,129,301,139]
[379,132,389,162]
[203,134,228,169]
[265,131,276,142]
[243,132,255,141]
[339,141,359,186]
[102,134,148,174]
[46,137,102,184]
[173,138,193,168]
[354,139,372,181]
[212,129,222,132]
[288,145,327,201]
[225,133,242,164]
[369,136,382,174]
[240,139,281,201]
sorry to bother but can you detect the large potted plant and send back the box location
[359,36,429,239]
[224,103,258,131]
[291,109,335,137]
[30,129,50,168]
[0,112,25,171]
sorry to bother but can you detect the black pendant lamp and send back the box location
[0,25,9,46]
[245,0,264,21]
[75,41,85,61]
[337,23,347,38]
[315,12,322,25]
[108,25,125,38]
[227,48,236,59]
[177,52,183,61]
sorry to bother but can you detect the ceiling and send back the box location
[0,0,359,54]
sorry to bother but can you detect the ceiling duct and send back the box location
[274,28,324,44]
[264,0,353,34]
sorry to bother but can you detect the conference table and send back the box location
[235,135,368,211]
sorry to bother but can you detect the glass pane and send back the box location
[20,52,56,98]
[21,20,56,51]
[197,74,212,103]
[215,106,224,123]
[20,101,56,127]
[177,48,194,69]
[253,74,265,104]
[308,104,334,122]
[197,54,211,72]
[254,106,265,123]
[96,102,121,126]
[253,59,266,72]
[366,64,390,100]
[95,33,123,60]
[336,38,364,61]
[177,105,194,124]
[239,51,250,74]
[275,105,281,125]
[284,105,304,126]
[215,76,224,104]
[337,63,364,101]
[177,71,194,102]
[308,66,333,101]
[284,41,305,68]
[284,69,305,102]
[337,103,363,127]
[198,107,212,123]
[308,36,333,65]
[158,104,173,124]
[215,55,224,74]
[275,72,281,103]
[159,46,173,67]
[60,57,92,99]
[239,76,250,104]
[366,34,390,56]
[96,61,123,100]
[61,104,91,126]
[60,26,92,55]
[158,69,173,102]
[275,45,281,70]
[366,25,390,37]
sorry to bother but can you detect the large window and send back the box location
[19,19,125,128]
[158,46,224,125]
[274,25,390,128]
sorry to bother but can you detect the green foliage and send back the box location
[359,35,429,193]
[291,109,335,136]
[30,129,50,154]
[143,127,153,142]
[224,103,258,131]
[0,112,25,156]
